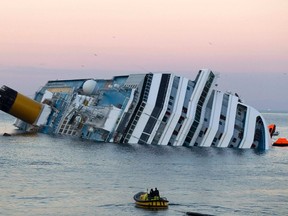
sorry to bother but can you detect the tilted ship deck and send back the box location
[0,69,271,149]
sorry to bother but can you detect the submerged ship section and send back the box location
[0,69,271,149]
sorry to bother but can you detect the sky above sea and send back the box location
[0,0,287,111]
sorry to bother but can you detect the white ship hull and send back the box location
[0,69,271,149]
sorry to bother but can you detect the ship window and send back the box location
[195,112,201,120]
[163,116,168,122]
[176,117,182,124]
[140,134,149,142]
[238,131,243,139]
[138,140,146,145]
[199,131,203,137]
[182,107,187,113]
[218,133,223,140]
[204,128,208,134]
[232,138,237,143]
[173,130,178,135]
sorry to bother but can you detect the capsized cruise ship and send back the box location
[0,69,271,149]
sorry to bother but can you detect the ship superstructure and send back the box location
[0,69,271,149]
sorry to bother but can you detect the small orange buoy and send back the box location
[273,137,288,147]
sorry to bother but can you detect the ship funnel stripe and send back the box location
[0,85,18,112]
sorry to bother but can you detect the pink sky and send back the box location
[0,0,288,111]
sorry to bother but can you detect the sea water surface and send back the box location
[0,112,288,216]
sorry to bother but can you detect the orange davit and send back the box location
[268,124,276,138]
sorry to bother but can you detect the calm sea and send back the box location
[0,112,287,216]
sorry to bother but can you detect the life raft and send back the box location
[273,137,288,147]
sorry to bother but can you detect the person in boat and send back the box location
[148,188,160,200]
[149,188,154,199]
[154,188,160,198]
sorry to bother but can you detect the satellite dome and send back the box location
[83,80,98,95]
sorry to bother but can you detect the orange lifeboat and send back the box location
[273,137,288,147]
